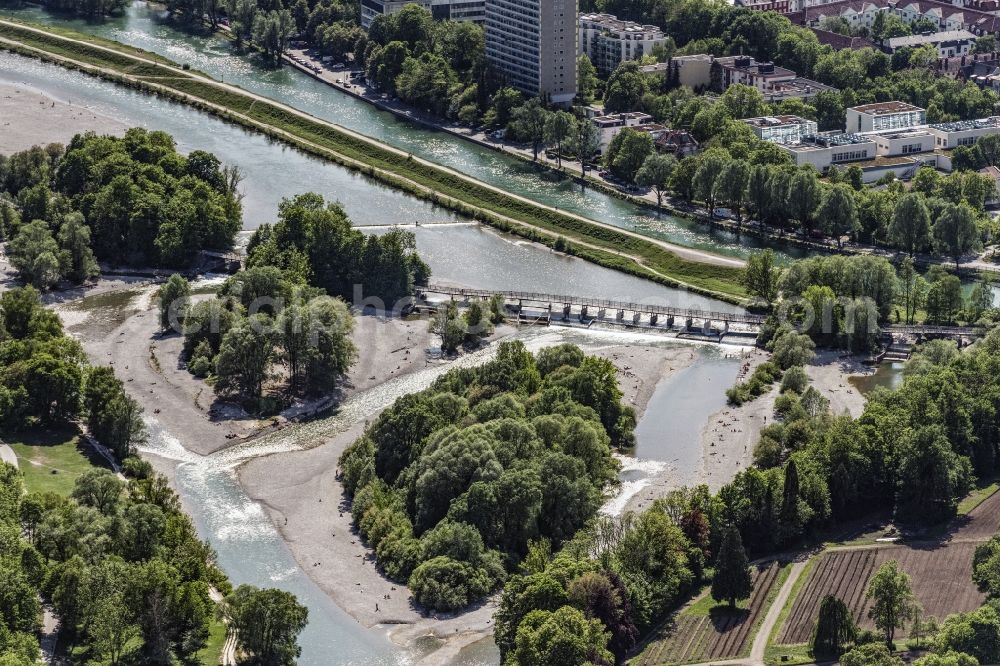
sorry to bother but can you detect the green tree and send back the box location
[251,9,295,63]
[508,99,551,161]
[56,212,99,283]
[788,169,821,234]
[635,153,676,207]
[603,61,647,113]
[214,314,276,404]
[543,111,575,169]
[86,593,140,666]
[158,274,191,333]
[742,249,781,307]
[576,54,598,104]
[509,606,613,666]
[8,220,61,289]
[840,643,904,666]
[694,152,728,218]
[819,184,859,248]
[606,128,654,183]
[867,559,916,646]
[221,586,308,665]
[934,202,982,268]
[711,524,752,610]
[897,257,927,324]
[913,653,980,666]
[714,159,751,224]
[936,605,1000,664]
[812,594,857,658]
[891,193,932,256]
[570,115,601,177]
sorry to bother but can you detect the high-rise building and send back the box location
[361,0,485,30]
[485,0,578,105]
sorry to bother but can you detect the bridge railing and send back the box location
[418,285,765,324]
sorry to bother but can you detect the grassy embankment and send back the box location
[0,18,749,303]
[6,426,113,496]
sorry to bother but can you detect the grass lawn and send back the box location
[764,642,814,666]
[197,617,228,665]
[6,425,113,495]
[959,479,1000,515]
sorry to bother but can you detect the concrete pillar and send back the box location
[581,305,589,319]
[651,314,658,326]
[616,310,624,321]
[632,312,640,325]
[666,315,674,328]
[703,319,712,335]
[598,308,606,319]
[685,317,693,330]
[563,304,571,319]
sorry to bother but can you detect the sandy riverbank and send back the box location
[0,81,127,153]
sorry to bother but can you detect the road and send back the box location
[0,443,16,469]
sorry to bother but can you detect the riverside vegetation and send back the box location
[0,19,748,301]
[0,130,242,289]
[0,285,309,664]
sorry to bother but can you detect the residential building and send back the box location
[655,130,700,157]
[646,54,835,100]
[361,0,486,29]
[885,29,976,57]
[578,13,669,76]
[485,0,578,104]
[736,0,793,14]
[742,115,819,144]
[846,101,926,132]
[793,0,1000,37]
[591,112,655,152]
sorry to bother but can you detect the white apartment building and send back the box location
[578,13,669,76]
[846,101,926,132]
[928,117,1000,148]
[742,115,819,144]
[361,0,486,29]
[485,0,578,104]
[783,133,878,170]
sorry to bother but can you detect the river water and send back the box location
[6,2,806,262]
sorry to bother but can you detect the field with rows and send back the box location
[634,562,785,665]
[776,490,1000,646]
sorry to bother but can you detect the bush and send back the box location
[780,366,809,394]
[408,556,495,611]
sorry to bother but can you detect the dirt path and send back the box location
[0,21,746,280]
[0,443,17,469]
[749,560,807,665]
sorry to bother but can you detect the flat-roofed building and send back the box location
[591,112,655,152]
[782,133,878,169]
[847,101,926,132]
[485,0,577,104]
[871,128,937,156]
[886,29,976,57]
[927,116,1000,148]
[578,13,669,76]
[742,115,819,144]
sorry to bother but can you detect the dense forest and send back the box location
[0,130,243,289]
[338,341,635,611]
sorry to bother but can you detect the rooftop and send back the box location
[850,101,924,115]
[928,116,1000,131]
[886,29,976,48]
[579,13,664,35]
[742,115,815,128]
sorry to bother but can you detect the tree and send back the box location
[694,152,727,218]
[867,559,915,646]
[934,202,981,268]
[788,169,821,234]
[508,99,551,161]
[711,524,752,610]
[891,193,932,256]
[969,278,995,320]
[570,116,601,177]
[56,212,99,283]
[812,594,857,658]
[606,128,654,183]
[577,54,598,104]
[779,458,802,543]
[897,257,927,324]
[8,220,61,289]
[214,314,276,404]
[87,593,140,666]
[225,0,257,46]
[936,605,1000,664]
[818,184,858,248]
[747,164,772,225]
[913,653,980,666]
[251,9,295,63]
[840,643,905,666]
[742,250,781,307]
[714,159,750,224]
[603,62,647,113]
[635,153,676,207]
[221,586,308,665]
[719,84,767,119]
[543,111,575,169]
[158,274,191,333]
[510,606,613,666]
[771,332,816,370]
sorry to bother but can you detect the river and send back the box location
[6,2,806,262]
[0,46,751,666]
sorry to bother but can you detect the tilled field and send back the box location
[634,563,783,665]
[777,489,1000,646]
[777,542,985,644]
